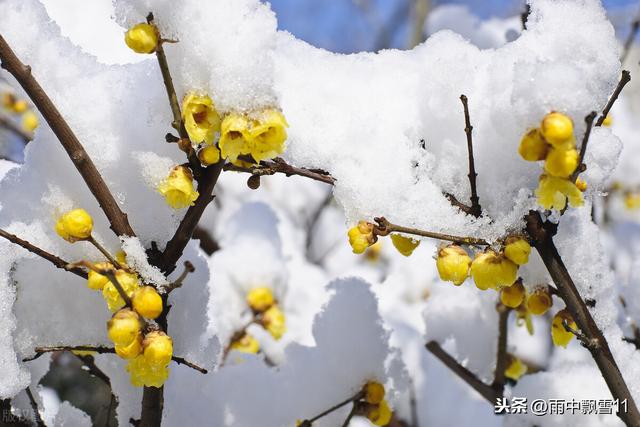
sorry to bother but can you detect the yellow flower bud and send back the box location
[246,287,275,313]
[518,129,548,161]
[536,175,583,211]
[470,250,518,290]
[367,400,393,426]
[132,286,163,319]
[500,279,525,308]
[504,355,528,381]
[87,262,113,290]
[262,305,286,340]
[390,234,420,257]
[551,308,576,348]
[12,99,28,114]
[541,112,574,146]
[526,286,553,316]
[576,177,587,192]
[157,165,199,209]
[198,145,221,166]
[124,23,158,54]
[231,333,260,354]
[219,112,251,163]
[602,114,612,127]
[102,270,141,312]
[143,331,173,367]
[348,221,377,254]
[364,381,385,405]
[107,308,142,347]
[55,208,93,242]
[625,193,640,210]
[126,355,169,388]
[436,244,471,286]
[22,111,38,133]
[182,92,221,145]
[247,109,288,162]
[115,334,143,359]
[544,146,579,178]
[503,236,531,266]
[1,93,15,111]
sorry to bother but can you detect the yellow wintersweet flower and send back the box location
[625,193,640,210]
[500,279,525,308]
[55,208,93,243]
[551,308,576,348]
[115,334,143,360]
[12,99,28,114]
[132,286,163,319]
[124,23,158,54]
[182,92,221,145]
[526,286,553,316]
[470,250,518,291]
[518,129,548,162]
[262,305,286,340]
[503,237,531,266]
[1,93,14,111]
[390,234,420,257]
[102,270,141,312]
[348,221,377,254]
[364,381,385,405]
[504,355,528,381]
[515,304,534,335]
[247,109,288,162]
[575,177,587,192]
[22,111,39,133]
[107,308,142,347]
[246,287,275,313]
[544,146,579,178]
[367,400,393,426]
[126,355,169,388]
[219,112,252,162]
[158,165,199,209]
[87,262,113,290]
[198,145,221,166]
[602,114,612,127]
[536,175,583,211]
[540,112,574,146]
[436,244,471,286]
[230,333,260,354]
[143,331,173,367]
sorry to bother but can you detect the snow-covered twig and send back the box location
[525,210,640,426]
[459,95,482,217]
[373,217,489,246]
[0,228,88,279]
[224,157,336,185]
[0,35,136,238]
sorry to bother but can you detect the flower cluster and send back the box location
[1,91,39,133]
[230,286,287,355]
[361,381,393,426]
[519,112,585,211]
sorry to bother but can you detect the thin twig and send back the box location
[223,158,336,185]
[525,210,640,426]
[0,35,136,237]
[459,95,481,217]
[164,261,195,293]
[88,236,125,271]
[68,261,132,307]
[596,70,631,127]
[562,319,597,349]
[25,387,45,427]
[304,391,364,424]
[491,305,510,393]
[425,341,500,404]
[569,111,597,183]
[340,404,357,427]
[73,353,112,386]
[0,228,87,279]
[621,19,640,64]
[373,216,489,246]
[0,112,32,143]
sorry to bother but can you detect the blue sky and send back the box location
[268,0,640,53]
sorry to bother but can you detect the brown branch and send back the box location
[0,228,88,279]
[73,353,112,386]
[444,192,474,216]
[301,391,364,426]
[24,345,207,373]
[192,226,219,255]
[621,19,640,64]
[373,216,489,246]
[25,387,45,427]
[569,111,597,184]
[164,261,195,293]
[223,157,336,185]
[0,35,136,237]
[491,305,509,393]
[425,341,500,404]
[596,70,631,127]
[525,210,640,426]
[0,112,32,143]
[140,386,163,427]
[459,95,481,217]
